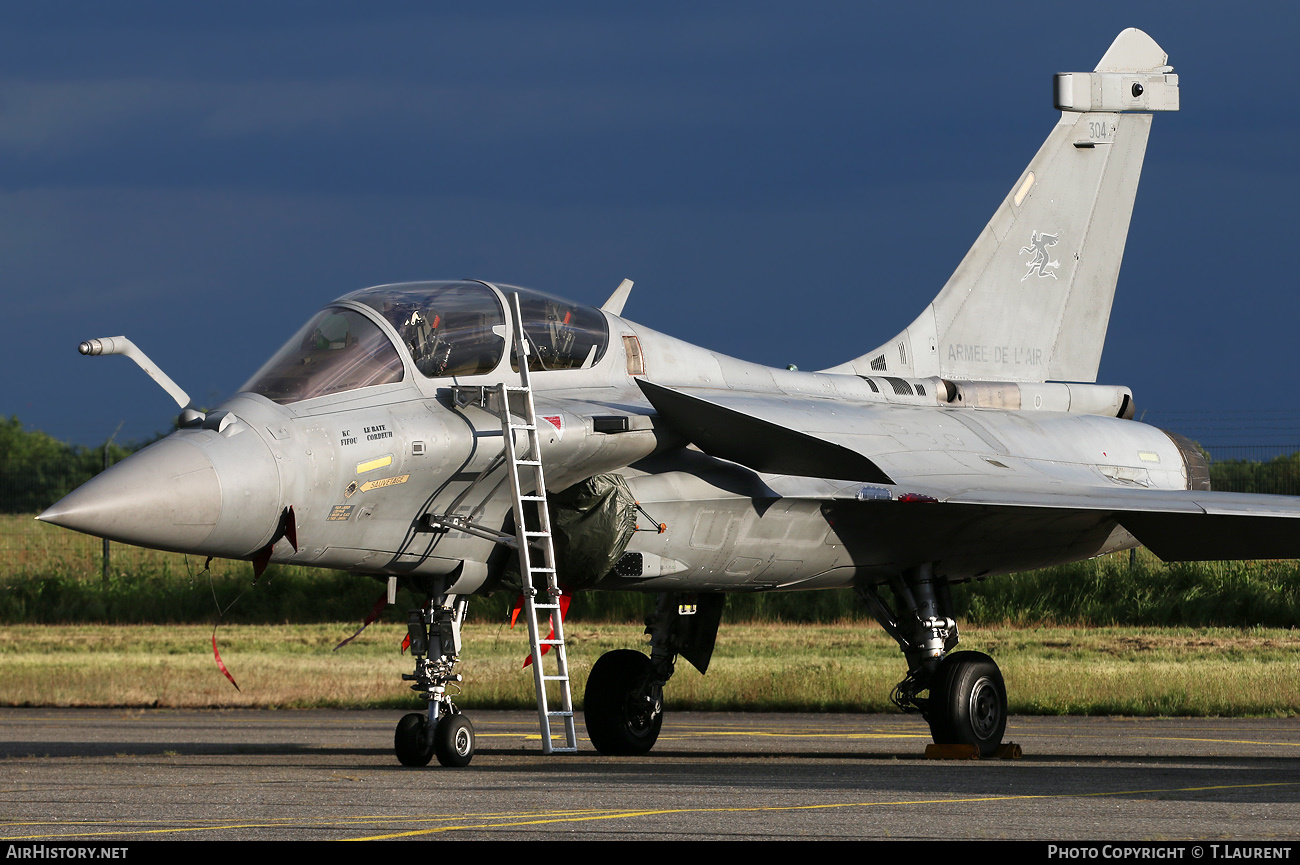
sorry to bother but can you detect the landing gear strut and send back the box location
[396,595,476,767]
[856,564,1007,756]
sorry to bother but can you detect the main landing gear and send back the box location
[584,649,663,754]
[583,592,724,756]
[395,595,477,767]
[925,650,1007,755]
[855,564,1007,756]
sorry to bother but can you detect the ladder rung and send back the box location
[499,352,576,759]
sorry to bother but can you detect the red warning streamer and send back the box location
[335,593,390,652]
[212,628,240,692]
[523,594,570,668]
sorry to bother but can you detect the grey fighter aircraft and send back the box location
[39,29,1300,767]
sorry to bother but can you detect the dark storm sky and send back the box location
[4,3,1296,449]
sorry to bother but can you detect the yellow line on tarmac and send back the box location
[351,809,701,839]
[1132,736,1300,748]
[0,810,614,841]
[1005,730,1300,749]
[506,730,927,744]
[508,731,925,742]
[660,731,929,740]
[1,823,298,840]
[346,781,1300,841]
[6,780,1296,842]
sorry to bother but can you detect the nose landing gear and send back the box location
[396,596,476,768]
[394,707,477,768]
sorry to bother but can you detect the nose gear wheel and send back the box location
[394,712,434,767]
[434,713,475,768]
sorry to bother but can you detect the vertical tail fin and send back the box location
[826,29,1178,383]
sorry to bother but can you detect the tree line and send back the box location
[0,417,158,513]
[1204,451,1300,496]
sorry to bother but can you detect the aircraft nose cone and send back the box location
[39,437,224,552]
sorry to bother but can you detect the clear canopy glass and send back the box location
[242,281,611,405]
[243,307,404,404]
[503,285,609,372]
[346,281,507,378]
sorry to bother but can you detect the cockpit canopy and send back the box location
[242,307,405,405]
[350,281,507,379]
[243,281,609,405]
[502,285,609,373]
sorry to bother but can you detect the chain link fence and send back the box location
[1202,445,1300,497]
[0,458,188,579]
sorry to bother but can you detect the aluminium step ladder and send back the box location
[497,291,578,755]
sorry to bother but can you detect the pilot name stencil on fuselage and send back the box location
[339,423,391,446]
[947,344,1044,365]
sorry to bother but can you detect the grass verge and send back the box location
[2,622,1298,716]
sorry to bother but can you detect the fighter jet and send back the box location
[39,29,1300,767]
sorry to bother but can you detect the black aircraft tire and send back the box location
[394,712,434,767]
[584,649,662,755]
[434,713,475,768]
[927,651,1007,758]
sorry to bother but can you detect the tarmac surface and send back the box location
[2,708,1300,841]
